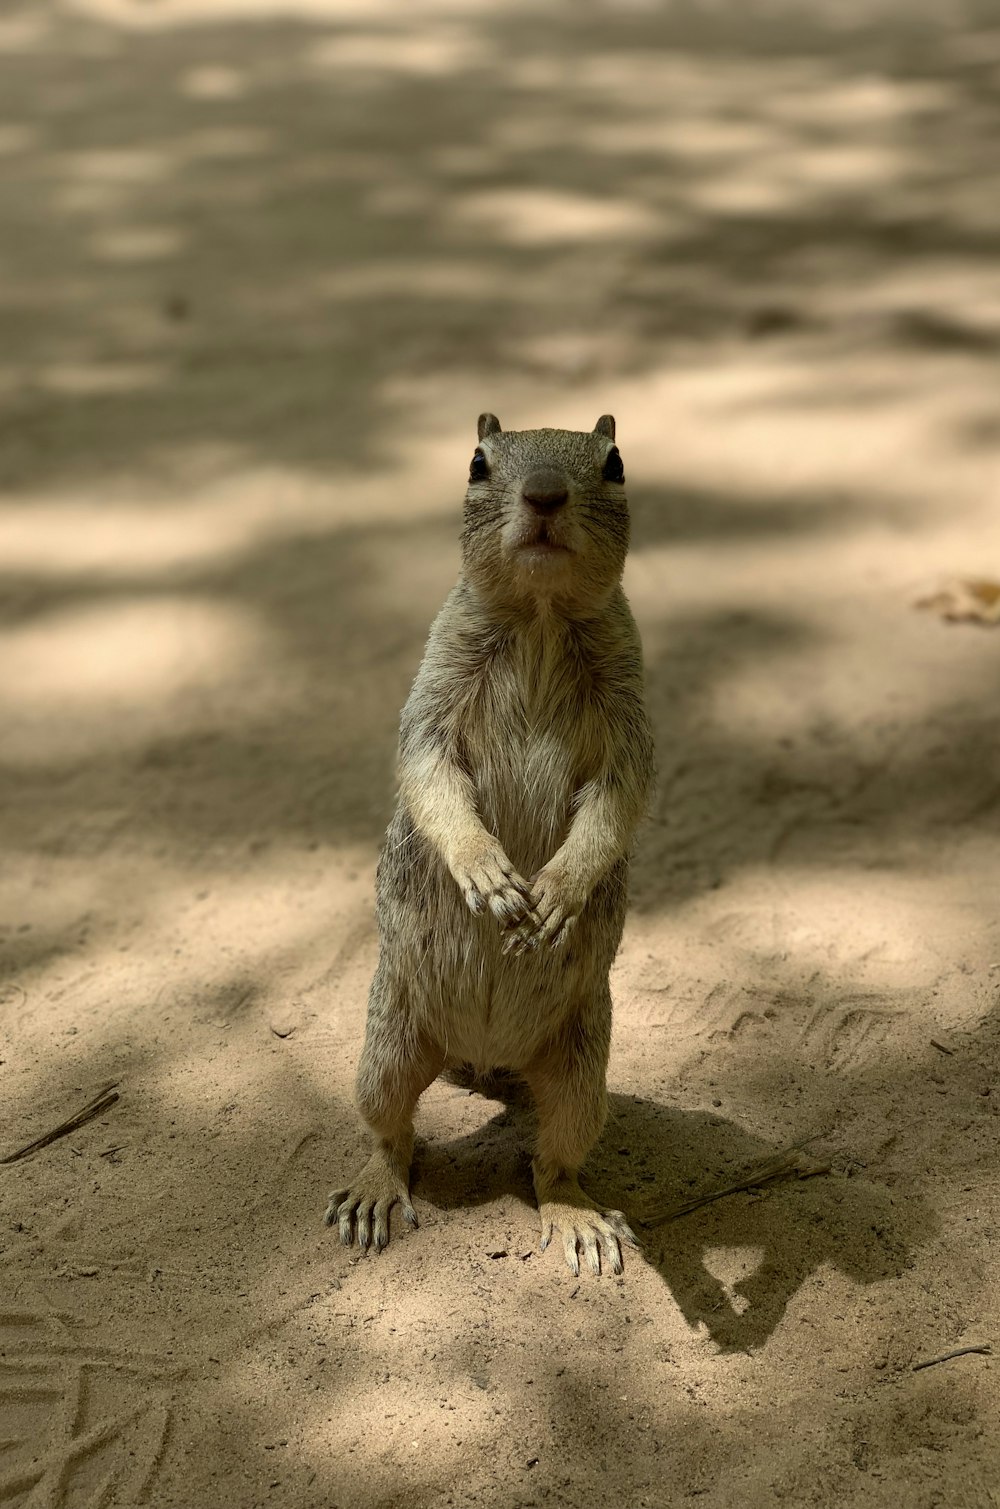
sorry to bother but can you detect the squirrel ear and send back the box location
[593,414,616,440]
[478,413,501,441]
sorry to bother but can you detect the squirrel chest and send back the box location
[458,642,599,877]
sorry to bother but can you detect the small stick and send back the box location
[641,1132,830,1227]
[929,1039,954,1056]
[912,1344,991,1372]
[1,1083,120,1166]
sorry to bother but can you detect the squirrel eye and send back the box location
[469,449,490,482]
[602,447,624,484]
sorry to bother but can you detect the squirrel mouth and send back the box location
[517,523,571,554]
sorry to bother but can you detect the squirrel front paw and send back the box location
[450,838,537,927]
[503,862,587,954]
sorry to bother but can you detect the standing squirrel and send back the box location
[326,414,654,1276]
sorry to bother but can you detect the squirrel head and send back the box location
[460,414,629,614]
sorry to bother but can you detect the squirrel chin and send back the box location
[511,543,575,584]
[516,540,572,557]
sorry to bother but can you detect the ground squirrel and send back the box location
[325,413,654,1276]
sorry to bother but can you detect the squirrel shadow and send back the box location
[414,1083,920,1355]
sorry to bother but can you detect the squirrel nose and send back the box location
[521,469,569,514]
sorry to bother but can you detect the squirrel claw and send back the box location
[502,917,544,956]
[454,845,536,930]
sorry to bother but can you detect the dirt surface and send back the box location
[2,1,999,1505]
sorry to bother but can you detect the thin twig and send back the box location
[929,1039,954,1056]
[912,1344,992,1372]
[641,1132,830,1228]
[1,1083,120,1166]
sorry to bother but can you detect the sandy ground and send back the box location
[2,1,1000,1505]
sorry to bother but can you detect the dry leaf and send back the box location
[916,578,1000,625]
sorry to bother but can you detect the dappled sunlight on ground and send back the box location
[1,1,999,1505]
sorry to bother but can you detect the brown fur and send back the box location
[325,415,654,1276]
